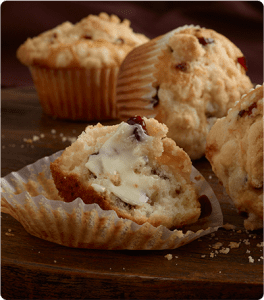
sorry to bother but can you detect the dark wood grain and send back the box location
[1,87,263,300]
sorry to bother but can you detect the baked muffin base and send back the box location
[30,66,119,121]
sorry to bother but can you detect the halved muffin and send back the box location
[50,117,201,229]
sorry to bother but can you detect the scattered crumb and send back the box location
[32,135,40,142]
[222,223,236,230]
[219,271,221,273]
[175,256,178,259]
[5,229,14,236]
[5,232,14,236]
[54,260,57,263]
[209,175,212,179]
[236,230,242,233]
[212,242,223,250]
[248,256,254,263]
[51,129,56,134]
[40,133,45,138]
[210,252,215,258]
[23,138,33,143]
[201,255,206,258]
[165,254,173,260]
[257,242,263,248]
[246,250,250,254]
[243,239,250,245]
[229,242,240,249]
[219,248,230,254]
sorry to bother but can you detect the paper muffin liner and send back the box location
[30,66,119,121]
[1,151,223,250]
[116,25,200,120]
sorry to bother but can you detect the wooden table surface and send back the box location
[1,87,263,300]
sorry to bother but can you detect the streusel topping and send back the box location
[17,13,149,68]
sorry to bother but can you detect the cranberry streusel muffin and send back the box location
[116,25,253,159]
[206,84,263,230]
[17,13,149,121]
[50,117,201,229]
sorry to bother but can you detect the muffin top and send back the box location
[17,12,149,68]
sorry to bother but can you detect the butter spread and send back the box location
[85,122,153,206]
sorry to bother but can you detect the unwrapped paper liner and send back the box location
[1,151,223,250]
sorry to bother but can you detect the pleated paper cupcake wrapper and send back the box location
[1,150,223,250]
[30,66,119,121]
[116,25,200,120]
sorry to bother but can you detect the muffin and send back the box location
[116,25,253,159]
[50,116,201,229]
[206,84,263,230]
[17,13,149,121]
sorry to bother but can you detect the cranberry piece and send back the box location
[237,56,248,71]
[91,152,99,156]
[238,102,257,118]
[83,34,92,39]
[50,33,58,44]
[175,62,188,71]
[198,37,214,46]
[127,116,146,130]
[126,116,148,141]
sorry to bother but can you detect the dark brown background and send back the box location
[1,1,263,88]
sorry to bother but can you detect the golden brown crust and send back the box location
[116,25,253,159]
[17,13,149,69]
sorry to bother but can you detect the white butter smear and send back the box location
[85,122,154,206]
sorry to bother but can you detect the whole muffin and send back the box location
[50,116,201,229]
[17,13,149,121]
[206,84,263,230]
[116,25,253,159]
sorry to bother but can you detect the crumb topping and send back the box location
[17,12,149,68]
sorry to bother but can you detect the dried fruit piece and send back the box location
[238,102,257,118]
[126,116,148,141]
[237,56,248,71]
[198,37,214,46]
[175,62,188,71]
[83,34,92,39]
